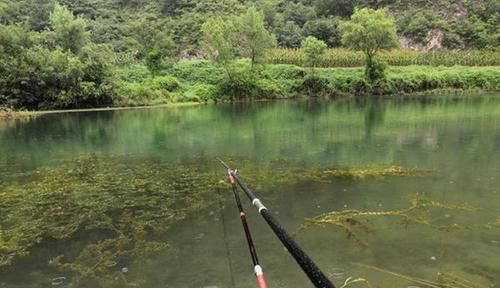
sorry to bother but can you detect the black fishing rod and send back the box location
[218,159,335,288]
[226,169,268,288]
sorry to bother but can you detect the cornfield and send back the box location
[269,48,500,67]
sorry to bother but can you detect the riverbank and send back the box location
[2,60,500,113]
[113,61,500,104]
[0,102,201,119]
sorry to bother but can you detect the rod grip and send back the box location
[256,274,267,288]
[260,209,335,288]
[254,265,267,288]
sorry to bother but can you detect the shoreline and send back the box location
[0,102,201,119]
[1,88,499,120]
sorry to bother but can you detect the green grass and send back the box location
[109,60,500,105]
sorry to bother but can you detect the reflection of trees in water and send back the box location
[363,100,385,141]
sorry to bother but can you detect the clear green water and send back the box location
[1,96,500,287]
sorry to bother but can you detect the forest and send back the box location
[0,0,499,110]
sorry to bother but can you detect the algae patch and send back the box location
[0,155,224,286]
[0,155,429,286]
[296,193,499,246]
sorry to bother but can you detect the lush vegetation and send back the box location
[0,0,499,111]
[269,48,500,67]
[340,8,399,82]
[114,61,499,102]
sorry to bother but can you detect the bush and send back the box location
[365,58,387,82]
[300,76,330,96]
[149,75,180,92]
[169,60,224,85]
[184,84,217,102]
[114,82,170,106]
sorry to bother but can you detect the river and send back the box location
[1,96,499,287]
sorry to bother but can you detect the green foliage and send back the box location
[0,0,499,109]
[184,84,217,102]
[340,8,399,58]
[340,8,398,81]
[274,20,303,48]
[129,15,176,76]
[282,2,316,27]
[313,0,358,18]
[235,6,277,68]
[302,17,341,47]
[0,4,113,110]
[49,4,89,54]
[170,60,224,85]
[302,36,327,69]
[397,9,442,44]
[201,17,236,64]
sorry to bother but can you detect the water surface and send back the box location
[1,96,499,287]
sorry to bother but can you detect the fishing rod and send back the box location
[226,168,267,288]
[218,159,335,288]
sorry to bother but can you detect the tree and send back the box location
[313,0,358,18]
[130,16,176,76]
[24,0,55,31]
[303,17,341,47]
[201,17,236,65]
[282,2,316,27]
[302,36,327,74]
[274,19,303,48]
[49,4,89,54]
[235,6,276,68]
[340,8,398,82]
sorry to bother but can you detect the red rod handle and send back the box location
[255,265,267,288]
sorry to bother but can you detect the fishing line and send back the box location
[214,167,236,287]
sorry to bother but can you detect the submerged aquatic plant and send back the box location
[0,155,225,286]
[295,194,486,246]
[354,262,492,288]
[0,155,429,286]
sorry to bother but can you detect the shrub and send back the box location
[149,76,180,92]
[301,76,330,96]
[169,60,224,85]
[184,84,217,102]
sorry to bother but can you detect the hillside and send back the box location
[1,0,499,55]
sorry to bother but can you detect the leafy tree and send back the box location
[255,0,279,27]
[303,17,341,47]
[24,0,56,31]
[340,8,398,82]
[201,17,236,65]
[129,16,176,76]
[313,0,358,18]
[235,6,276,68]
[302,36,327,72]
[274,19,303,48]
[282,2,316,27]
[49,4,89,54]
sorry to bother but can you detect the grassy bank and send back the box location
[2,60,499,112]
[110,60,500,105]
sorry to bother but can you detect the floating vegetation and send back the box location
[0,155,430,286]
[353,262,492,288]
[0,155,225,286]
[295,194,493,246]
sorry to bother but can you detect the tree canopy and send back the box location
[340,8,398,59]
[236,6,277,68]
[340,8,398,81]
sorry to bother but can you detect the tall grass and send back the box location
[269,48,500,67]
